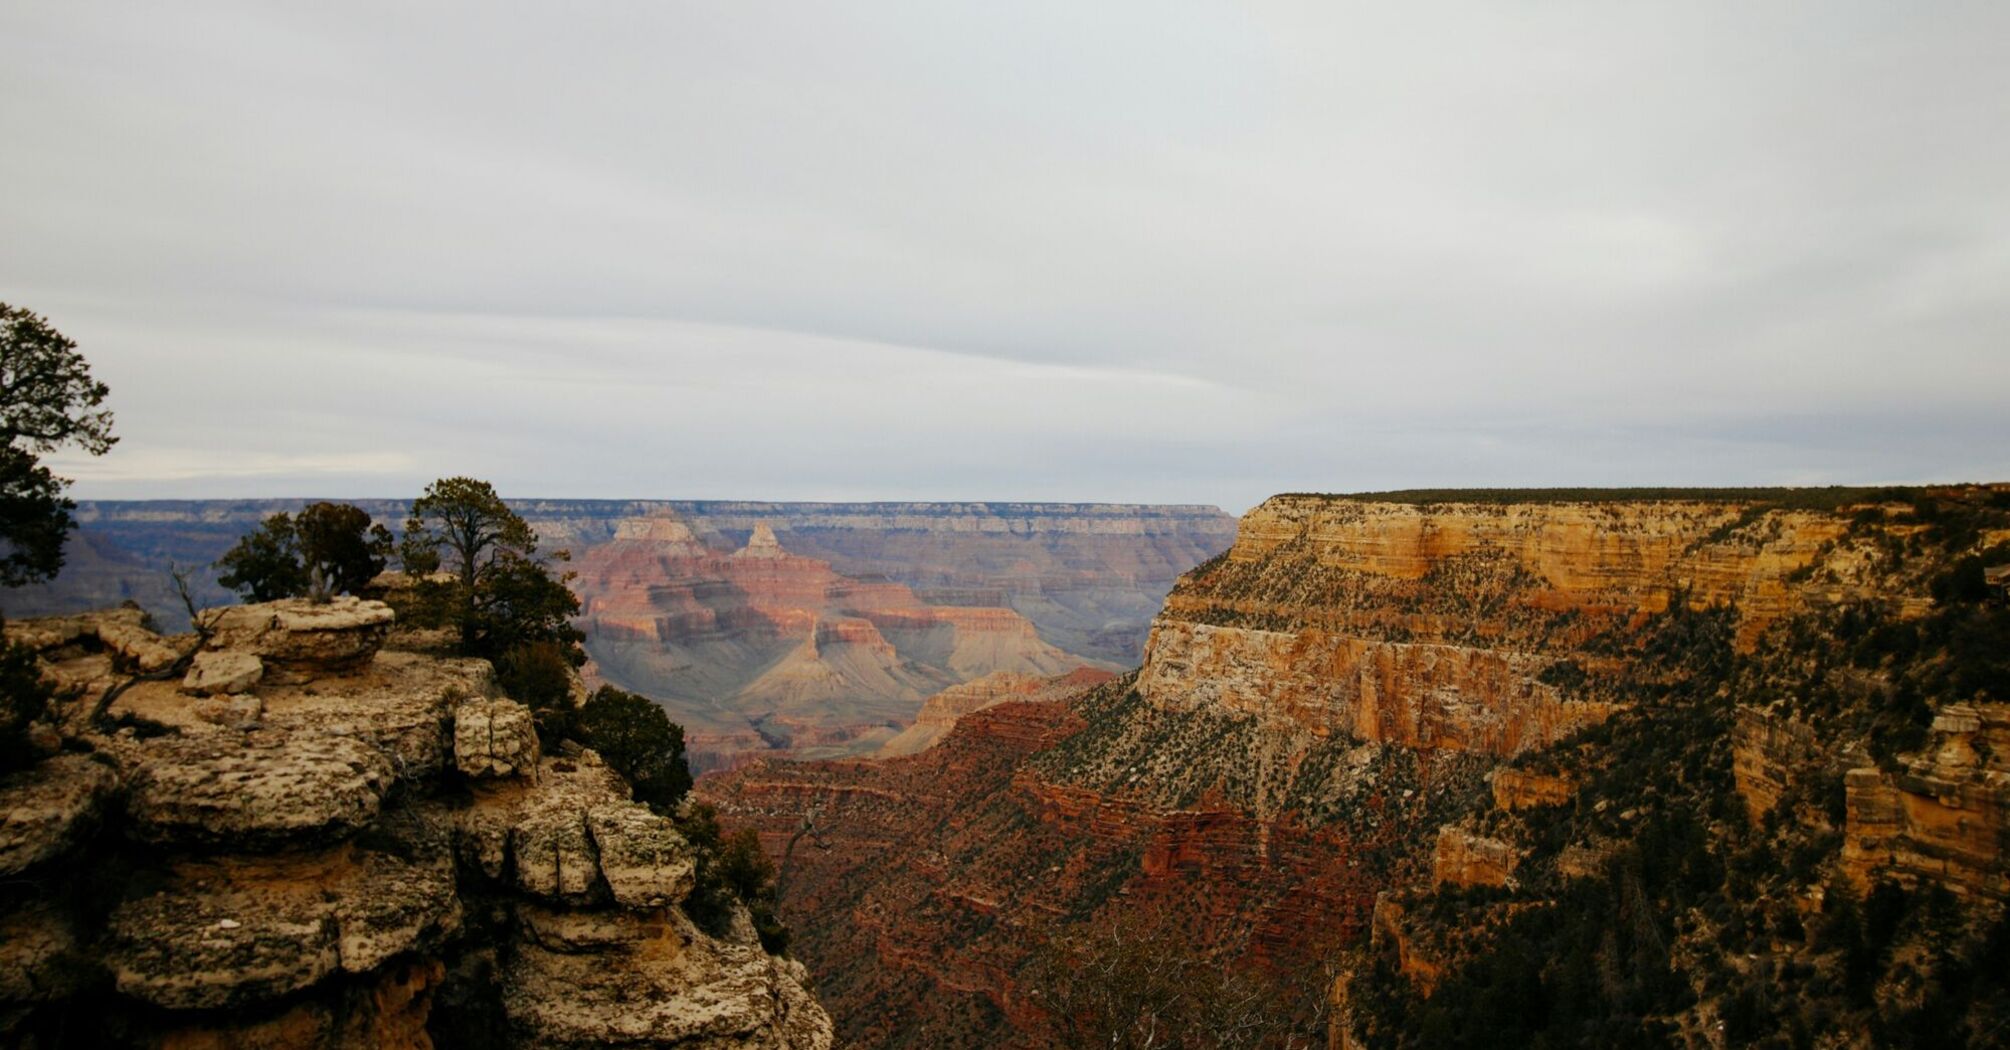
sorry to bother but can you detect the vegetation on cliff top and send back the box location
[215,500,394,601]
[1280,485,1996,510]
[1,303,115,770]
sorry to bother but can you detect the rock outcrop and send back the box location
[0,601,831,1049]
[1430,826,1520,889]
[877,667,1116,757]
[1843,703,2010,899]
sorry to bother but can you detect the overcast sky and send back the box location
[3,3,2006,513]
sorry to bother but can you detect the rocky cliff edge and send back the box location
[0,598,832,1049]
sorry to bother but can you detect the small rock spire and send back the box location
[736,522,785,558]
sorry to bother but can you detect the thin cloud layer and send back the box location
[4,2,2006,511]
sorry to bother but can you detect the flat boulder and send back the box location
[125,729,393,848]
[198,597,393,683]
[182,650,264,696]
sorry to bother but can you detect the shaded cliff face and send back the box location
[1340,486,2010,1048]
[0,603,831,1049]
[703,486,2010,1049]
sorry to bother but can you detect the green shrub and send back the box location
[0,641,54,772]
[575,684,692,813]
[497,641,578,745]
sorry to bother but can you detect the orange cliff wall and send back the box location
[1136,496,1846,755]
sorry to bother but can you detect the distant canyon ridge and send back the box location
[0,500,1237,768]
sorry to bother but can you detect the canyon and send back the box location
[702,486,2010,1048]
[2,500,1237,769]
[7,486,2004,1046]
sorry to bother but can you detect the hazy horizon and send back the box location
[6,2,2008,512]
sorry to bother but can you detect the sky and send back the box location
[3,2,2007,514]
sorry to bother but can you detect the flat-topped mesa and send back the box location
[1138,493,1850,755]
[610,512,706,551]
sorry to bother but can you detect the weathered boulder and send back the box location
[0,753,118,877]
[5,606,180,674]
[181,650,264,696]
[511,801,607,906]
[454,697,540,778]
[198,598,393,683]
[502,903,833,1050]
[454,752,630,894]
[586,802,697,908]
[124,729,393,848]
[106,813,459,1011]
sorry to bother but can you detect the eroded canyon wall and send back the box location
[702,487,2010,1048]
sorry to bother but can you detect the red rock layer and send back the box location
[572,513,1081,769]
[699,680,1479,1049]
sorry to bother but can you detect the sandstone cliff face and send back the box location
[1843,703,2010,900]
[0,603,830,1048]
[1137,495,1846,755]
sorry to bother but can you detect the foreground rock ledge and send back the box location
[0,600,832,1049]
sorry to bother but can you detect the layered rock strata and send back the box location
[1138,495,1849,754]
[575,515,1085,769]
[0,603,830,1048]
[1843,703,2010,899]
[877,667,1115,757]
[701,490,1993,1047]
